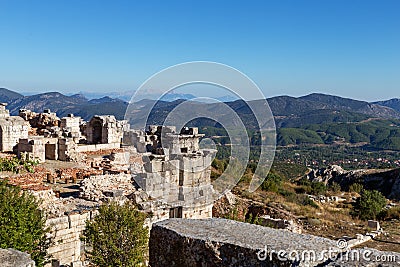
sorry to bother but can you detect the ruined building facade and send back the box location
[0,103,29,152]
[0,100,217,266]
[126,125,216,223]
[86,115,128,144]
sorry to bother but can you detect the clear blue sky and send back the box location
[0,0,399,101]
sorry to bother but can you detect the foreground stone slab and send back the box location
[149,218,339,267]
[0,248,35,267]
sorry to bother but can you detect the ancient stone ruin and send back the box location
[2,102,398,267]
[0,103,29,152]
[127,125,216,223]
[0,104,128,161]
[0,102,220,266]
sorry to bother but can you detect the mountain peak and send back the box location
[373,98,400,113]
[0,88,24,103]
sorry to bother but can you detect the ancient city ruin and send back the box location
[0,104,216,266]
[1,103,399,267]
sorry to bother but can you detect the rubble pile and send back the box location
[31,188,98,217]
[6,166,50,191]
[79,174,136,201]
[19,109,60,129]
[102,152,131,174]
[56,168,102,183]
[86,150,142,174]
[83,148,124,156]
[130,161,144,174]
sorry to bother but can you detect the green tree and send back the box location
[311,182,327,195]
[0,180,49,266]
[349,183,363,193]
[329,182,341,193]
[83,201,148,267]
[261,171,282,193]
[353,189,387,220]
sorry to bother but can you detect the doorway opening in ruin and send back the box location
[92,121,102,144]
[45,143,57,160]
[169,207,182,218]
[179,170,184,186]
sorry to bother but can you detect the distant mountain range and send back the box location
[1,88,399,121]
[64,90,239,103]
[373,98,400,113]
[0,88,128,120]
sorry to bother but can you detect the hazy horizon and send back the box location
[1,1,399,102]
[2,86,398,103]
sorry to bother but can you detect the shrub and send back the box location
[352,189,387,220]
[349,183,364,193]
[378,206,400,221]
[261,171,282,193]
[295,186,311,194]
[299,195,319,208]
[83,201,148,267]
[245,213,264,226]
[283,191,319,209]
[0,180,49,266]
[311,182,327,195]
[296,179,326,195]
[329,182,342,193]
[0,156,38,173]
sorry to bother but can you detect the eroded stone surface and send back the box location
[150,219,400,267]
[0,248,35,267]
[150,218,338,267]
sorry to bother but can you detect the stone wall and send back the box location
[60,115,81,137]
[46,211,96,267]
[75,142,120,153]
[0,103,10,118]
[17,137,46,162]
[86,115,127,144]
[0,116,29,152]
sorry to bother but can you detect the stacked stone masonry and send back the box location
[0,103,29,152]
[128,126,216,224]
[46,211,97,267]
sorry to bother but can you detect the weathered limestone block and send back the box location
[149,218,339,267]
[46,212,93,266]
[60,115,81,136]
[181,204,213,219]
[17,137,46,162]
[144,160,165,173]
[0,248,35,267]
[367,220,381,231]
[0,115,29,152]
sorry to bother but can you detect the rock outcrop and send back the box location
[306,166,400,200]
